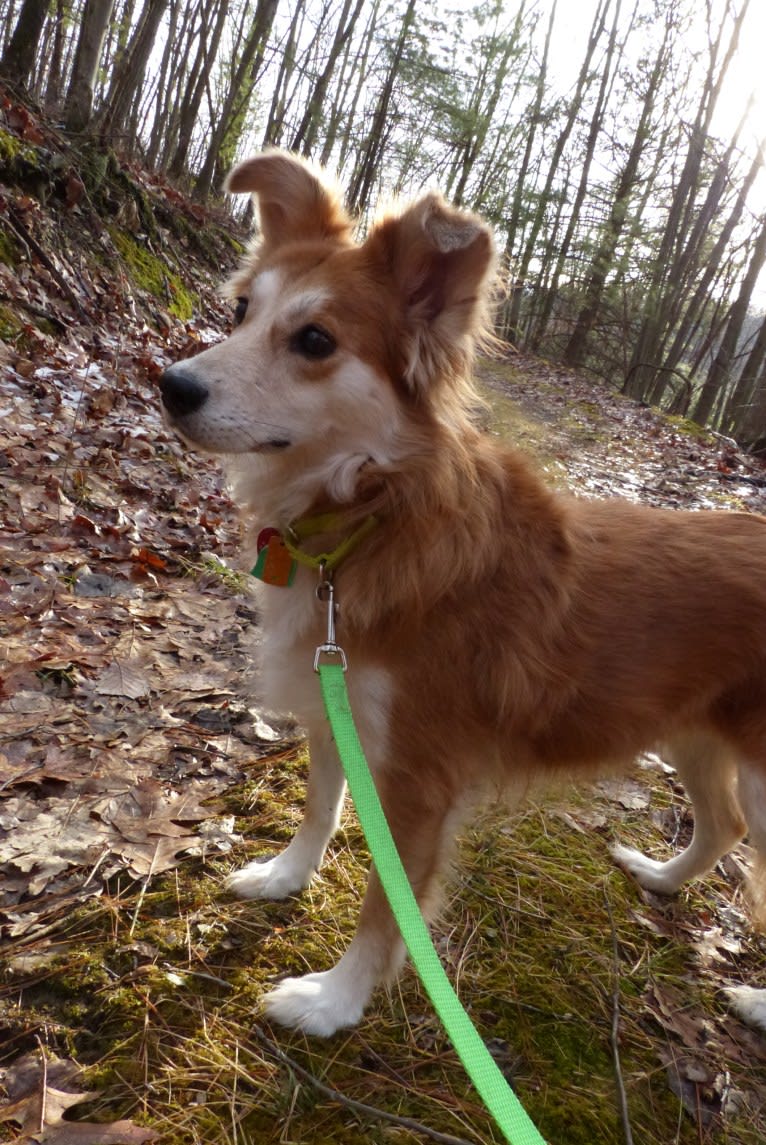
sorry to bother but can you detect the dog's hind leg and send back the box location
[611,733,747,895]
[737,759,766,929]
[722,760,766,1035]
[227,723,346,900]
[263,772,459,1036]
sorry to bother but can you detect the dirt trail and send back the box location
[480,352,766,515]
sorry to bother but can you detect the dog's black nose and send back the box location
[159,366,209,418]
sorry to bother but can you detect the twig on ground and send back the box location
[7,206,90,322]
[129,842,161,937]
[35,1037,48,1135]
[251,1024,479,1145]
[719,471,766,488]
[604,883,634,1145]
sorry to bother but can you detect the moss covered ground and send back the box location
[5,746,766,1144]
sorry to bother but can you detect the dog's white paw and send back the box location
[264,969,367,1036]
[610,843,680,895]
[724,986,766,1034]
[226,855,311,900]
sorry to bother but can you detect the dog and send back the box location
[159,149,766,1038]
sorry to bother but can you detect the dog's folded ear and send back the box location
[365,194,496,395]
[226,150,353,248]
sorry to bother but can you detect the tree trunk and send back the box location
[624,0,750,401]
[288,0,366,158]
[503,0,607,344]
[194,0,280,200]
[167,0,229,177]
[325,0,379,169]
[0,0,51,89]
[346,0,417,215]
[529,0,627,351]
[658,130,763,386]
[99,0,169,146]
[64,0,116,133]
[691,211,766,427]
[563,4,670,369]
[44,0,68,109]
[448,5,526,208]
[261,0,307,147]
[730,312,766,445]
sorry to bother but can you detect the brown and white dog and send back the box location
[160,149,766,1038]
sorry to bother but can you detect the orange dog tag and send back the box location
[251,531,297,587]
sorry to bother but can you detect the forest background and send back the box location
[2,0,766,449]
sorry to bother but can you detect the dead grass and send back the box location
[4,746,766,1144]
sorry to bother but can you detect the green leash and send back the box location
[318,660,547,1145]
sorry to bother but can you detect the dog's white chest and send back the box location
[256,581,393,759]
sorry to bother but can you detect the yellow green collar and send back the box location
[283,512,378,572]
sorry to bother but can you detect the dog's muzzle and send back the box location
[159,365,209,421]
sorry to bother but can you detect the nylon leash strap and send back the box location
[318,661,547,1145]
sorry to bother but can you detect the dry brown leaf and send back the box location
[0,1052,157,1143]
[92,661,151,699]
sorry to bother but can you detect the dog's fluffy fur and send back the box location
[160,150,766,1037]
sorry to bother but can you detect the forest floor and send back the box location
[2,93,766,1145]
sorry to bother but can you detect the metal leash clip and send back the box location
[313,563,348,672]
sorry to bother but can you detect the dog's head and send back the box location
[160,150,496,511]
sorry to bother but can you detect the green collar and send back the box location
[283,512,378,572]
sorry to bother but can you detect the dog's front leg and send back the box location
[227,723,345,900]
[263,777,453,1036]
[263,869,403,1035]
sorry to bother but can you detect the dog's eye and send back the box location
[290,324,336,359]
[233,297,248,326]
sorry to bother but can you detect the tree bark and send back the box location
[64,0,117,133]
[0,0,51,89]
[99,0,169,146]
[288,0,366,158]
[346,0,417,215]
[194,0,280,200]
[167,0,229,177]
[563,4,670,369]
[691,212,766,427]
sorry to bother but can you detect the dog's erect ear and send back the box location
[365,193,495,395]
[226,150,352,248]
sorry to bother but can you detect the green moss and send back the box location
[108,227,197,320]
[661,413,716,442]
[9,748,765,1144]
[0,226,19,267]
[479,376,568,483]
[0,126,39,165]
[80,146,111,195]
[0,302,24,342]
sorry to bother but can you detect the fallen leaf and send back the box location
[0,1051,157,1142]
[93,661,151,699]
